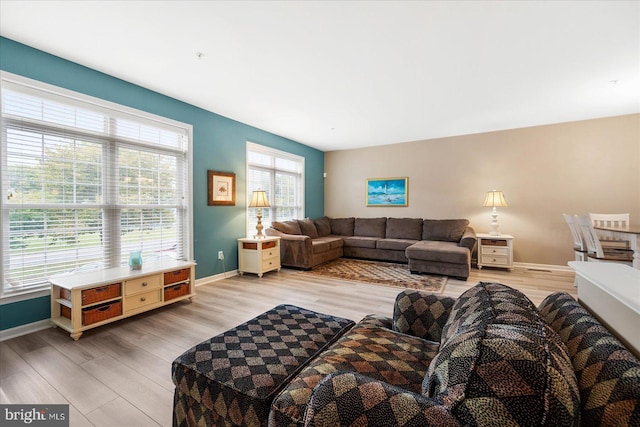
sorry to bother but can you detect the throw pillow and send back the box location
[298,218,319,238]
[427,282,581,426]
[330,217,355,236]
[271,220,301,235]
[386,218,423,240]
[424,322,580,426]
[354,217,387,238]
[440,282,541,345]
[422,219,469,242]
[313,216,331,237]
[393,290,455,343]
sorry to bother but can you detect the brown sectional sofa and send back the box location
[265,216,477,279]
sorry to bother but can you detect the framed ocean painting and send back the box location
[366,177,408,207]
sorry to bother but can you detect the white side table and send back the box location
[477,233,514,270]
[238,236,281,277]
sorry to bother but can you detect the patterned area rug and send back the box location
[302,258,447,292]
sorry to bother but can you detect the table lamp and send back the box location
[483,190,507,236]
[249,190,270,238]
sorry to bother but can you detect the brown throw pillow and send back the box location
[271,220,301,235]
[330,217,355,236]
[298,218,319,238]
[314,216,331,237]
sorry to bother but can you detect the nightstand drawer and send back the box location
[262,248,279,260]
[481,255,510,266]
[481,246,509,256]
[262,255,279,269]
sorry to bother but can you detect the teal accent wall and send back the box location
[0,296,50,330]
[0,37,325,331]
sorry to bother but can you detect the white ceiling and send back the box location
[1,1,638,152]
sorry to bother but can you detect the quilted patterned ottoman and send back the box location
[171,304,354,427]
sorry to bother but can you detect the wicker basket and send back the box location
[81,283,121,305]
[164,283,190,301]
[82,300,122,326]
[164,268,190,286]
[60,305,71,320]
[60,288,72,301]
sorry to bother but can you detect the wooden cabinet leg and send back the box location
[70,332,82,341]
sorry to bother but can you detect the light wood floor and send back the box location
[0,266,575,427]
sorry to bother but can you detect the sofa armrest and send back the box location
[357,314,393,330]
[393,290,456,343]
[539,292,640,426]
[304,372,458,427]
[265,228,313,269]
[458,226,477,252]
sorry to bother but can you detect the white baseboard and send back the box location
[0,319,52,342]
[195,269,239,287]
[513,262,574,272]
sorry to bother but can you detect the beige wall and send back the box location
[325,114,640,266]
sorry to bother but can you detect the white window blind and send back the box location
[1,72,192,297]
[246,142,304,236]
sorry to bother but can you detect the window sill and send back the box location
[0,286,51,305]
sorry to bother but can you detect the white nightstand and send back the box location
[477,233,514,270]
[238,236,281,277]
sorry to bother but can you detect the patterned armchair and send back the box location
[270,283,586,427]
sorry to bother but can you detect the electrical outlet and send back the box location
[218,251,224,260]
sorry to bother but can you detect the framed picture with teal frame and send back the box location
[366,177,408,207]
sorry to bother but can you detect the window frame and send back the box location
[0,71,194,302]
[246,142,305,237]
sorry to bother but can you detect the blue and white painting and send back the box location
[366,178,408,206]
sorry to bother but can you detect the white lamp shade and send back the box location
[483,190,507,207]
[249,190,270,208]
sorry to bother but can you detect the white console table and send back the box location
[50,259,196,340]
[569,261,640,356]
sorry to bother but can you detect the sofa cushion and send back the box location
[314,236,344,250]
[422,219,469,242]
[298,218,319,238]
[386,217,423,240]
[393,290,456,343]
[342,236,378,249]
[424,322,580,426]
[271,220,302,235]
[313,216,332,237]
[376,238,417,251]
[405,241,469,265]
[304,371,457,427]
[311,236,344,254]
[354,217,387,238]
[539,292,640,427]
[311,239,331,254]
[330,217,355,236]
[440,282,541,344]
[423,282,580,426]
[270,323,440,426]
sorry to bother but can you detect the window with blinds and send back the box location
[1,72,192,297]
[246,142,304,236]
